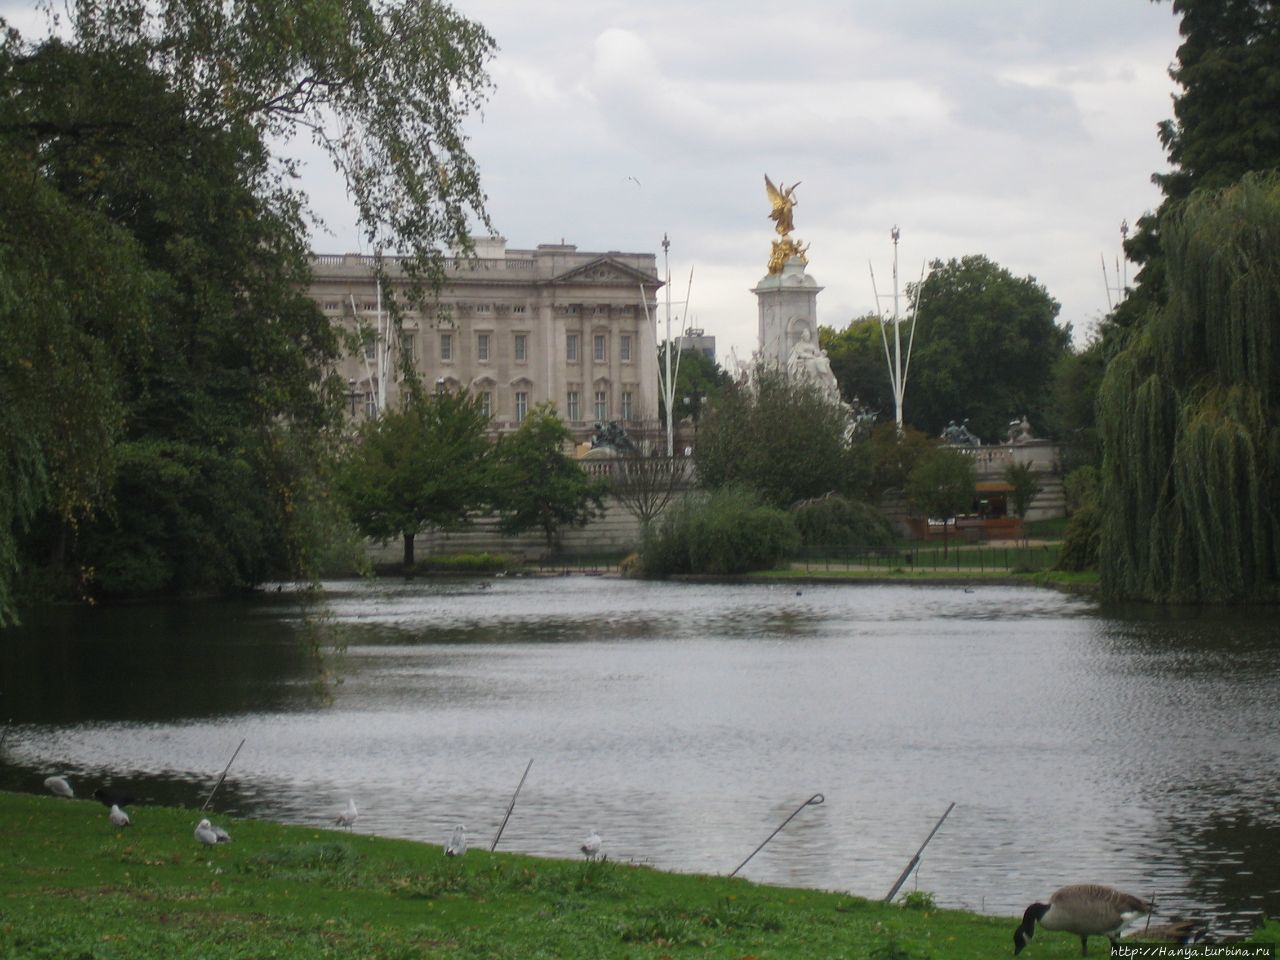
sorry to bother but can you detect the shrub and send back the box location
[1055,501,1101,571]
[411,553,519,574]
[640,487,798,577]
[790,494,896,550]
[1062,465,1099,516]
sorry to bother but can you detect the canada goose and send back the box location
[1130,918,1210,944]
[1014,884,1151,956]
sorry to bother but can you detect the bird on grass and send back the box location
[1014,884,1150,956]
[445,825,467,857]
[194,819,232,845]
[1129,918,1210,944]
[93,786,137,809]
[334,798,358,831]
[44,776,74,798]
[580,830,602,861]
[109,804,131,829]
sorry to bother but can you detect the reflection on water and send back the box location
[1,579,1277,934]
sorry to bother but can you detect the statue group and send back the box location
[786,327,841,403]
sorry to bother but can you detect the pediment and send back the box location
[550,256,661,288]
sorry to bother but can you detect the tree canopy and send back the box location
[1099,173,1280,602]
[493,405,606,551]
[337,390,493,568]
[694,364,861,509]
[0,0,495,621]
[905,256,1069,444]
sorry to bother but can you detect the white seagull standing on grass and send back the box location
[44,776,74,798]
[334,798,358,831]
[109,804,131,828]
[194,819,232,845]
[445,825,467,857]
[580,830,602,861]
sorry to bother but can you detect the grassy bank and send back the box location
[4,792,1272,958]
[0,791,1037,958]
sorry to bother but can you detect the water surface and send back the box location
[2,578,1276,934]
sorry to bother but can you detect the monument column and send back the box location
[753,256,823,370]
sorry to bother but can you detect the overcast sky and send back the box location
[5,1,1184,364]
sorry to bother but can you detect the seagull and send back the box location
[44,776,74,798]
[194,818,232,845]
[580,829,602,861]
[445,825,467,857]
[109,804,131,828]
[93,786,136,808]
[334,798,358,830]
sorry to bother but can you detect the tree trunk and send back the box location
[402,531,415,569]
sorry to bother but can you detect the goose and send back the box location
[1014,884,1150,956]
[109,804,131,828]
[445,825,467,857]
[334,799,358,830]
[580,829,602,861]
[43,775,74,798]
[1129,918,1210,944]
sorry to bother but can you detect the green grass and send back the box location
[3,793,1270,958]
[0,791,1099,959]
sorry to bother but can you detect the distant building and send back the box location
[309,239,663,440]
[679,327,716,363]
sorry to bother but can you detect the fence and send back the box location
[792,542,1058,574]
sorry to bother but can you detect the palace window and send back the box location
[567,390,580,421]
[594,390,608,421]
[480,391,492,419]
[515,391,529,423]
[620,334,632,362]
[621,391,634,421]
[566,333,579,362]
[440,332,452,361]
[477,333,491,361]
[514,333,527,362]
[593,334,606,362]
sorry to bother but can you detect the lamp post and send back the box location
[682,390,703,452]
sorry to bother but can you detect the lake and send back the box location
[1,577,1276,935]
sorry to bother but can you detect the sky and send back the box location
[3,1,1184,365]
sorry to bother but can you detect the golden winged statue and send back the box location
[764,174,799,236]
[764,174,807,274]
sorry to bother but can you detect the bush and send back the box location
[790,494,896,550]
[1055,501,1100,571]
[1062,464,1099,516]
[640,487,799,577]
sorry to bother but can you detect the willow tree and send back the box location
[1099,173,1280,602]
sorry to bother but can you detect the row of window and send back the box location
[326,302,529,315]
[373,332,636,364]
[433,389,636,424]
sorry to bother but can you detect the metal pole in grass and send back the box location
[729,793,824,877]
[883,801,955,902]
[491,758,534,851]
[201,738,246,812]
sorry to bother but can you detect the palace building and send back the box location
[309,238,663,440]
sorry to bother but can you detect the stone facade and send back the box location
[309,238,663,439]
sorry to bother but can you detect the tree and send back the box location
[493,404,606,553]
[694,363,859,508]
[0,0,495,614]
[609,427,690,533]
[1043,336,1107,473]
[1121,0,1280,327]
[905,256,1069,443]
[906,447,977,556]
[658,345,730,427]
[820,315,896,418]
[1098,173,1280,602]
[338,389,493,568]
[1003,461,1043,522]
